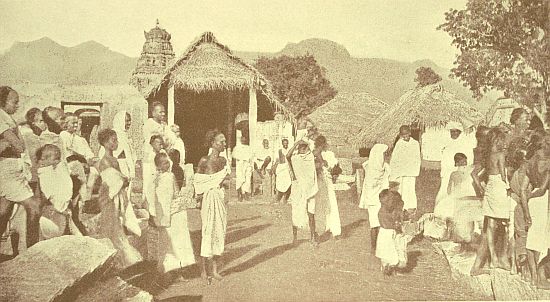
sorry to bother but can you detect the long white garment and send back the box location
[155,172,195,272]
[321,167,341,236]
[321,150,341,236]
[390,138,420,209]
[143,150,166,217]
[98,111,135,179]
[233,144,253,193]
[359,144,390,209]
[60,131,94,160]
[173,137,186,166]
[434,166,476,220]
[275,148,291,192]
[526,191,549,263]
[37,162,73,213]
[194,170,227,257]
[376,228,399,266]
[99,167,142,267]
[436,136,474,203]
[289,151,318,229]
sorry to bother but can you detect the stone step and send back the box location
[74,276,153,302]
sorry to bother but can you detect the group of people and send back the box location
[467,108,550,290]
[357,125,421,275]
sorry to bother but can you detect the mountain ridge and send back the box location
[0,36,495,112]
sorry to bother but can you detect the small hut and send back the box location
[485,98,521,127]
[131,31,294,165]
[352,84,484,162]
[309,92,388,158]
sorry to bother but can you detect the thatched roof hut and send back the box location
[309,92,387,157]
[352,84,484,148]
[131,31,294,165]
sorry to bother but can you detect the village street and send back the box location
[126,170,488,302]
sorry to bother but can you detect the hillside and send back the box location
[1,37,497,113]
[238,39,496,113]
[0,37,137,85]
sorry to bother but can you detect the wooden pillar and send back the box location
[248,87,258,150]
[167,85,175,125]
[227,92,235,159]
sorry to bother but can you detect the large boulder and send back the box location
[74,276,153,302]
[433,241,493,298]
[0,236,116,302]
[434,240,550,300]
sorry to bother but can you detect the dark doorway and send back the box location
[175,90,236,166]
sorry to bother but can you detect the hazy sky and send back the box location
[0,0,466,68]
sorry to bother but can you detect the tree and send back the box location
[438,0,550,123]
[415,67,442,87]
[254,54,337,116]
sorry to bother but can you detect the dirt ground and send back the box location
[126,169,489,302]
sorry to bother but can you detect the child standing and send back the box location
[36,144,82,239]
[154,152,195,282]
[376,189,405,275]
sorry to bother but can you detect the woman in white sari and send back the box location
[97,129,142,268]
[359,144,390,253]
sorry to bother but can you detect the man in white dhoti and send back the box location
[390,125,420,217]
[0,86,42,248]
[314,135,342,239]
[195,129,230,284]
[287,140,319,246]
[233,136,253,202]
[273,139,291,203]
[436,122,474,204]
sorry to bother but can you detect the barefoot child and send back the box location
[376,189,405,275]
[482,128,511,270]
[153,152,195,282]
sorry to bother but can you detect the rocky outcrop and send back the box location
[433,241,550,300]
[74,276,153,302]
[0,236,116,302]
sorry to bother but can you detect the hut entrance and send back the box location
[175,90,244,166]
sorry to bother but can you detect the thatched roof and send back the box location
[133,31,294,120]
[308,93,387,155]
[352,84,484,147]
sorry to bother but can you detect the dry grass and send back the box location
[352,84,484,148]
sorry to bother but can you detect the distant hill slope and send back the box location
[1,37,496,113]
[238,39,497,113]
[0,37,137,85]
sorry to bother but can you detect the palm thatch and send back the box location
[308,93,387,156]
[133,31,294,120]
[352,84,484,148]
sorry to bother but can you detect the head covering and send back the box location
[368,144,388,171]
[446,121,464,132]
[112,111,127,133]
